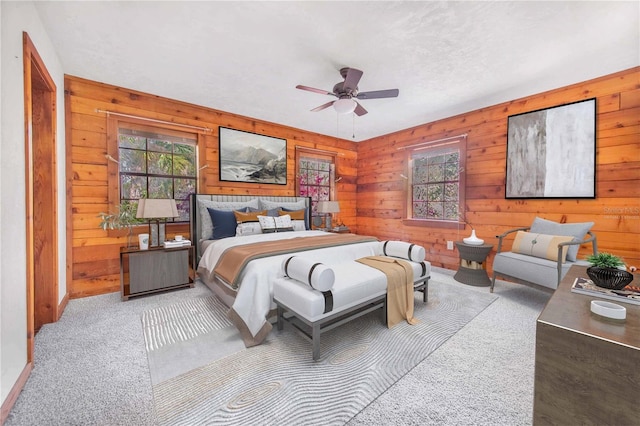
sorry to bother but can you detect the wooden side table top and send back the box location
[538,265,640,349]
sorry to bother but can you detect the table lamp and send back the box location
[136,199,179,247]
[317,201,340,230]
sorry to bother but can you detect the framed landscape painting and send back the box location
[506,98,596,199]
[219,127,287,185]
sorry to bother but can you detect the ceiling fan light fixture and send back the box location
[333,98,357,114]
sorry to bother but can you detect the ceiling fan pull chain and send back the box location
[352,113,355,139]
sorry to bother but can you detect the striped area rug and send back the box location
[145,278,497,425]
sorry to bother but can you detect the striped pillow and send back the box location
[511,231,575,262]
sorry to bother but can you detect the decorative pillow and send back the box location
[281,256,335,292]
[279,208,305,220]
[280,207,310,230]
[236,222,263,236]
[258,214,294,233]
[207,208,247,240]
[529,217,594,261]
[381,241,426,262]
[234,210,267,223]
[260,199,306,212]
[198,198,259,239]
[511,231,575,263]
[292,220,306,232]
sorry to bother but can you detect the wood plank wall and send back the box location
[65,75,358,298]
[356,67,640,274]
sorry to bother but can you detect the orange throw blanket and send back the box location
[214,234,378,288]
[356,256,418,328]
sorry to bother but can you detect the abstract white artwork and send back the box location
[506,98,596,198]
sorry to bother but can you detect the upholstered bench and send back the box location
[274,252,430,361]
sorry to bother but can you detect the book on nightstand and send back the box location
[571,276,640,306]
[163,239,192,248]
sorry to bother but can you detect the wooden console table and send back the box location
[533,265,640,424]
[120,245,194,301]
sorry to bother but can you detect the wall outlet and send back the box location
[447,240,454,250]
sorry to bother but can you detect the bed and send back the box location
[190,194,428,348]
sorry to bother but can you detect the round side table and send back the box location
[454,242,494,286]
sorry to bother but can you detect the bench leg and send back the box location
[382,296,387,324]
[277,304,284,331]
[312,323,321,361]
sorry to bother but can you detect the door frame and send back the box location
[23,31,59,361]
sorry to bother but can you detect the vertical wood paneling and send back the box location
[66,76,358,297]
[357,67,640,273]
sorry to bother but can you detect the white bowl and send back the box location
[590,300,626,320]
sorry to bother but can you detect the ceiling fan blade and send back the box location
[296,85,336,96]
[354,101,368,116]
[311,100,335,112]
[343,68,363,92]
[356,88,399,100]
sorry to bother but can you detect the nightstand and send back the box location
[328,227,351,234]
[120,245,194,300]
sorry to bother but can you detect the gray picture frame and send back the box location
[506,98,596,199]
[219,127,287,185]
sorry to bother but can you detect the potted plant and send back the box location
[585,252,633,290]
[98,201,142,248]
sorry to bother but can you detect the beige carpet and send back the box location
[143,277,497,425]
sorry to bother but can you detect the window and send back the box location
[296,149,336,225]
[117,125,197,222]
[406,136,466,226]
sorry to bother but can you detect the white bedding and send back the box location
[197,231,381,344]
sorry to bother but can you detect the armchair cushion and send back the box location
[529,217,594,262]
[511,231,575,262]
[492,252,575,290]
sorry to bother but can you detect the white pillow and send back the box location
[235,222,263,236]
[381,241,426,262]
[258,214,294,233]
[281,256,335,292]
[259,199,306,211]
[292,220,306,232]
[198,199,259,239]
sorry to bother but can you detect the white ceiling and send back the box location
[35,1,639,142]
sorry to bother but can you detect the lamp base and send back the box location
[150,222,159,247]
[326,214,332,230]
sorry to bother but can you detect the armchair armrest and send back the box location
[556,230,597,252]
[495,227,530,253]
[555,231,598,285]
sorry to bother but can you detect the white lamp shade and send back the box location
[317,201,340,214]
[333,98,356,114]
[136,199,179,219]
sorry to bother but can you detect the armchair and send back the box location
[491,218,598,292]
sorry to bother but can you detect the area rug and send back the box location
[143,278,497,425]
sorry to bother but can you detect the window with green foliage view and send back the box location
[118,128,197,222]
[408,137,466,223]
[412,150,460,220]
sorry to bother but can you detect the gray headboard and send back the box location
[190,194,312,263]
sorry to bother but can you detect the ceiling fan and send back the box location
[296,67,399,116]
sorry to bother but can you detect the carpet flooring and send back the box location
[145,278,497,425]
[4,268,552,426]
